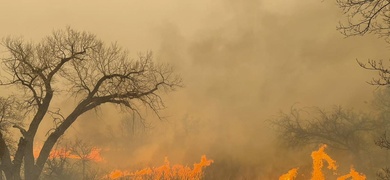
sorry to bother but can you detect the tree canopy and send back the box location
[0,27,181,180]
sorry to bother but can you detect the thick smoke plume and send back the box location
[0,0,389,179]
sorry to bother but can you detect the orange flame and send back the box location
[33,147,103,162]
[311,144,337,179]
[107,155,213,180]
[336,167,366,180]
[279,144,365,180]
[279,168,298,180]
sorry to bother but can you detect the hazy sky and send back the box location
[0,0,388,178]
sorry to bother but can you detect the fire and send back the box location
[108,170,131,179]
[107,155,213,180]
[279,168,298,180]
[311,144,337,179]
[33,146,103,162]
[279,144,366,180]
[336,167,366,180]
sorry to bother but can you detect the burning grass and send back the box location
[34,145,103,162]
[34,141,213,180]
[105,155,213,180]
[35,142,369,179]
[279,144,366,180]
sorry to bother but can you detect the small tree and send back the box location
[69,139,101,180]
[41,139,103,180]
[0,27,181,180]
[42,142,75,180]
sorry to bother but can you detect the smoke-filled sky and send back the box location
[0,0,389,178]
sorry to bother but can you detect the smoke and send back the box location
[1,0,390,178]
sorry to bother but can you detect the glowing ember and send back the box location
[279,144,366,180]
[107,155,213,180]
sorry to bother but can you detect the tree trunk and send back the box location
[24,139,35,180]
[0,131,22,180]
[1,166,22,180]
[33,108,86,180]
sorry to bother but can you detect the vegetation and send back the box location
[271,106,378,153]
[274,0,390,178]
[0,27,181,180]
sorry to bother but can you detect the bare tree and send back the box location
[270,106,377,155]
[69,139,101,180]
[336,0,390,86]
[337,0,390,38]
[41,139,103,180]
[336,1,390,177]
[42,143,74,180]
[270,106,388,177]
[0,27,181,180]
[374,132,390,180]
[0,97,24,180]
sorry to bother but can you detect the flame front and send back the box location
[107,155,213,180]
[279,144,366,180]
[34,146,103,162]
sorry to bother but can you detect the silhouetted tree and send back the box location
[69,139,101,180]
[336,1,390,177]
[336,0,390,85]
[41,138,103,180]
[42,142,74,180]
[271,106,377,154]
[0,27,182,180]
[372,88,390,179]
[270,105,390,177]
[337,0,390,38]
[0,97,23,179]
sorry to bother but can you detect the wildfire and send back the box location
[279,144,366,180]
[107,155,213,180]
[311,144,337,179]
[336,168,366,180]
[33,146,103,162]
[279,168,298,180]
